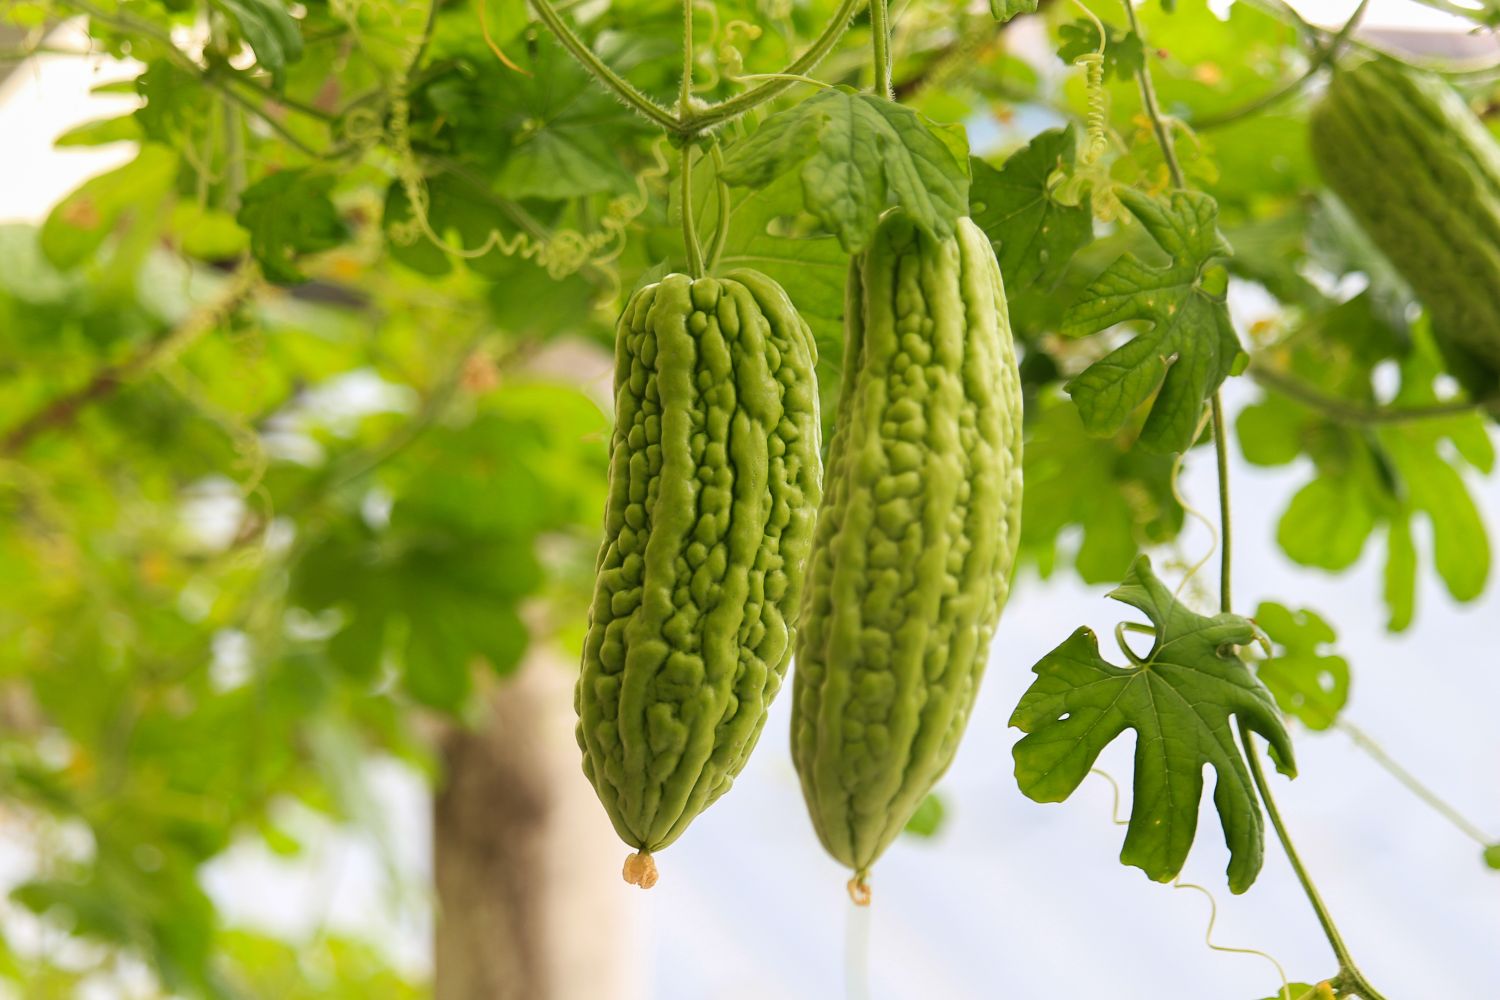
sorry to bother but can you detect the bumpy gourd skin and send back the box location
[792,213,1023,880]
[1311,59,1500,397]
[577,270,822,859]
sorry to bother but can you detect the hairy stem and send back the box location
[683,0,868,132]
[531,0,864,135]
[527,0,681,131]
[871,0,892,99]
[678,0,706,276]
[680,0,695,111]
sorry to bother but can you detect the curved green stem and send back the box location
[1193,0,1369,131]
[678,0,705,276]
[735,72,835,90]
[531,0,863,135]
[1120,0,1184,188]
[1241,725,1389,1000]
[871,0,892,99]
[682,0,868,132]
[527,0,680,132]
[1338,720,1495,847]
[1248,364,1488,423]
[681,146,706,278]
[706,143,732,272]
[1210,393,1232,614]
[680,0,695,112]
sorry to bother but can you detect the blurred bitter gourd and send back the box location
[1311,59,1500,398]
[792,213,1023,896]
[578,270,822,886]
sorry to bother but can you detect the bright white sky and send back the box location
[1,4,1497,998]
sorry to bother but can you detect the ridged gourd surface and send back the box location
[792,213,1023,876]
[1311,60,1500,390]
[578,270,822,853]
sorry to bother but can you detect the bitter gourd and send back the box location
[577,270,822,886]
[791,212,1023,894]
[1311,59,1500,397]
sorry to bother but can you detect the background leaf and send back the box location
[719,88,970,252]
[1253,603,1349,731]
[1062,188,1242,453]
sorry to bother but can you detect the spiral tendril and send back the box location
[1071,0,1110,167]
[384,92,669,301]
[1076,51,1109,166]
[1088,768,1295,999]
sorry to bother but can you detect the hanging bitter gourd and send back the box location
[578,270,822,887]
[792,212,1023,897]
[1310,58,1500,398]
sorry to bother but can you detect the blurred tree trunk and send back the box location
[433,654,636,1000]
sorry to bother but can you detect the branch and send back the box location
[1,268,260,455]
[1248,364,1488,424]
[682,0,867,132]
[1191,0,1370,131]
[526,0,681,132]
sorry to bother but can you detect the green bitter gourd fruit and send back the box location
[792,212,1023,898]
[578,270,822,886]
[1311,58,1500,399]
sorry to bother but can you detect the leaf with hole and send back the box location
[969,128,1093,294]
[1253,603,1348,731]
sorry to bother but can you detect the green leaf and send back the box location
[1253,603,1349,731]
[1057,21,1143,82]
[1244,325,1492,629]
[969,128,1093,292]
[718,87,970,252]
[289,389,607,711]
[990,0,1039,23]
[674,167,849,430]
[40,144,179,269]
[1062,188,1242,453]
[55,114,142,147]
[135,60,210,145]
[490,38,648,200]
[169,202,250,261]
[1275,476,1375,572]
[1256,985,1329,1000]
[1484,844,1500,870]
[209,0,303,84]
[1010,556,1296,893]
[903,793,947,838]
[1019,388,1181,584]
[236,169,347,283]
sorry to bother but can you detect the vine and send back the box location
[1121,0,1387,994]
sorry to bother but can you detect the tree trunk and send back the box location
[433,654,638,1000]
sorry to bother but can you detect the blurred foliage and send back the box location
[0,0,1496,993]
